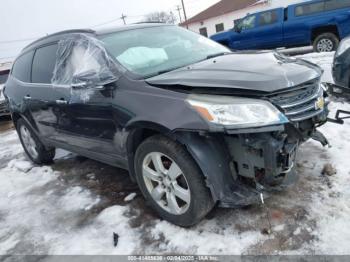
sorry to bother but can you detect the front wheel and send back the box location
[134,135,214,227]
[313,33,339,52]
[16,119,55,165]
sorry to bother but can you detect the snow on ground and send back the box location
[0,51,350,255]
[296,51,335,83]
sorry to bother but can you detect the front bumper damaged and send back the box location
[174,121,328,208]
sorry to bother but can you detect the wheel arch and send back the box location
[311,25,340,42]
[11,112,22,126]
[125,121,171,182]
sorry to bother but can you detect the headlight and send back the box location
[336,38,350,56]
[187,95,289,128]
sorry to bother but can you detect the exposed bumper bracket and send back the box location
[326,82,350,98]
[311,130,330,147]
[327,110,350,125]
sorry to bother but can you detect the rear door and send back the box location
[283,1,325,47]
[4,51,34,123]
[255,9,284,49]
[29,43,71,142]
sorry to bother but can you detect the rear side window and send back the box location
[325,0,350,11]
[295,2,325,16]
[32,44,58,84]
[259,10,278,26]
[11,51,34,82]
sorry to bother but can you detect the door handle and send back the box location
[55,99,68,105]
[24,95,31,100]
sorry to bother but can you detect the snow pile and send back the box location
[0,130,140,255]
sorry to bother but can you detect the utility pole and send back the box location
[176,5,182,23]
[170,11,176,24]
[181,0,188,28]
[120,13,127,25]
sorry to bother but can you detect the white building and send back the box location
[181,0,306,37]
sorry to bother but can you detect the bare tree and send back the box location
[144,11,177,24]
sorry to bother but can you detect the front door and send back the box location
[255,9,283,49]
[231,14,257,50]
[50,35,124,165]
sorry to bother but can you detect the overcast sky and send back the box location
[0,0,220,60]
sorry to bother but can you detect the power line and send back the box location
[0,36,41,44]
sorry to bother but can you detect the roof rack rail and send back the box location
[23,29,95,51]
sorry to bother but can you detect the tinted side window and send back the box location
[259,10,278,26]
[32,44,58,84]
[295,2,325,16]
[11,51,34,82]
[325,0,350,11]
[241,15,256,30]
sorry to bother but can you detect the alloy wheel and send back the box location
[20,125,39,159]
[317,39,334,52]
[142,152,191,215]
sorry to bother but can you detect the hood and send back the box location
[146,51,322,95]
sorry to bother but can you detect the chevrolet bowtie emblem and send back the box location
[315,97,325,110]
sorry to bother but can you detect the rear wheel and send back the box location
[313,33,339,52]
[16,119,55,164]
[134,135,214,227]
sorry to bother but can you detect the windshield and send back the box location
[99,25,229,78]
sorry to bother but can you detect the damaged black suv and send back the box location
[4,24,329,226]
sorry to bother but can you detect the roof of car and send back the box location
[21,23,170,54]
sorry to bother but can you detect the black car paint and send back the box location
[333,37,350,89]
[4,24,328,207]
[0,69,10,117]
[147,52,322,94]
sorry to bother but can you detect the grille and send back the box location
[268,79,324,122]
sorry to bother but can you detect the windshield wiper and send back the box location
[206,52,231,60]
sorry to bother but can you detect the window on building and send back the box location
[325,0,350,11]
[295,2,325,16]
[32,44,58,84]
[259,10,278,26]
[199,27,208,37]
[215,23,225,32]
[11,51,34,82]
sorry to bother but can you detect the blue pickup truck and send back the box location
[210,0,350,52]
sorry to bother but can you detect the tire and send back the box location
[16,118,55,165]
[313,33,339,52]
[134,135,214,227]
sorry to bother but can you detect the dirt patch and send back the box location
[0,117,13,132]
